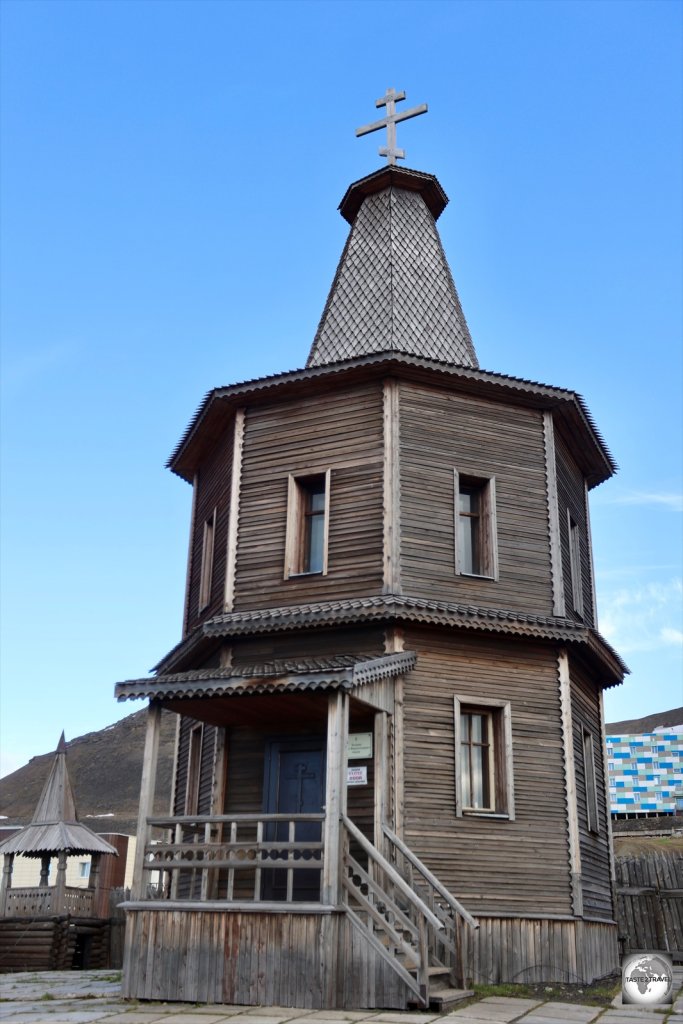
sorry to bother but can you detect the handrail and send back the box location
[342,815,443,932]
[382,824,479,929]
[147,813,325,826]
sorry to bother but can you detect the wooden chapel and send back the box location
[116,95,626,1007]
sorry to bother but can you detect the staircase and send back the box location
[341,816,478,1009]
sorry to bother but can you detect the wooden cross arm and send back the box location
[355,103,428,137]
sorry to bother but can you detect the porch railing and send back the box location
[341,816,478,1006]
[4,885,95,918]
[141,813,325,903]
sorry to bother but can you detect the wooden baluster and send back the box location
[131,701,161,900]
[200,822,211,900]
[170,823,182,900]
[286,820,295,903]
[418,915,429,1007]
[227,820,236,900]
[254,820,263,901]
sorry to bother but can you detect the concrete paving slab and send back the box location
[599,1012,672,1022]
[444,998,541,1022]
[216,1015,301,1024]
[370,1015,439,1023]
[523,1004,602,1022]
[287,1013,371,1020]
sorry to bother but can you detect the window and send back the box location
[198,509,216,611]
[454,696,514,818]
[454,473,498,578]
[185,724,203,816]
[78,861,90,879]
[582,729,600,833]
[568,513,583,616]
[284,470,330,577]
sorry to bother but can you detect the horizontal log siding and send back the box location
[186,425,234,631]
[401,629,572,916]
[122,907,413,1007]
[398,383,552,613]
[554,430,594,625]
[570,660,613,919]
[230,628,386,666]
[233,384,384,610]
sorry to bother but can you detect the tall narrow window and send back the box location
[185,724,203,816]
[461,710,493,810]
[454,696,514,818]
[454,472,498,578]
[568,513,583,616]
[285,470,330,577]
[198,509,216,611]
[583,729,600,833]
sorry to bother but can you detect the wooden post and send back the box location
[131,701,162,899]
[383,379,402,595]
[322,690,348,904]
[374,712,389,856]
[0,852,14,913]
[39,854,50,887]
[55,850,68,914]
[224,408,245,611]
[544,411,565,617]
[558,650,583,916]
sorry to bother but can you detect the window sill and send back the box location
[287,571,324,579]
[457,572,497,581]
[462,810,511,820]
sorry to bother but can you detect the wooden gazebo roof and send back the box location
[0,734,117,859]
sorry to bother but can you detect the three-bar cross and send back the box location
[355,87,428,165]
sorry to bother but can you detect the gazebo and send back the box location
[0,733,117,970]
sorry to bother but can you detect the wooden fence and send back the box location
[616,852,683,956]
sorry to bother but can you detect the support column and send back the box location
[54,850,68,914]
[322,690,348,905]
[131,701,162,899]
[39,854,50,887]
[374,711,389,856]
[0,853,14,914]
[559,649,583,916]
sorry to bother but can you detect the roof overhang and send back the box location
[338,166,449,224]
[167,353,616,488]
[116,651,417,704]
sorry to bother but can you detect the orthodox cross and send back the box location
[355,87,428,165]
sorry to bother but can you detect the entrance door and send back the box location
[263,738,325,901]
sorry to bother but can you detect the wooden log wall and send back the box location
[121,906,413,1007]
[233,382,384,610]
[174,717,217,818]
[0,917,76,972]
[399,382,553,614]
[231,627,386,665]
[569,658,613,919]
[186,422,235,632]
[554,429,595,626]
[616,851,683,955]
[401,628,573,917]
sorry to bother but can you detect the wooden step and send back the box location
[428,987,474,1012]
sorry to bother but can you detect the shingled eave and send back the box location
[147,596,627,686]
[167,354,617,487]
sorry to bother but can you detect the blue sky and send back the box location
[1,0,681,777]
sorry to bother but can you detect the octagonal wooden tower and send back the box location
[116,165,625,1007]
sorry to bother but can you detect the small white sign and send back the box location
[347,765,368,786]
[348,732,373,759]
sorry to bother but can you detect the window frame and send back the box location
[582,727,600,834]
[454,695,514,819]
[185,723,204,817]
[198,508,217,612]
[454,471,498,580]
[568,511,584,617]
[284,469,331,578]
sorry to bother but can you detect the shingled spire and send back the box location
[306,166,478,369]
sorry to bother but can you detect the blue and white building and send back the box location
[606,723,683,818]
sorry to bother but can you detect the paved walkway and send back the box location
[1,971,682,1024]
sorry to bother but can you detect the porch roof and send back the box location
[115,651,417,703]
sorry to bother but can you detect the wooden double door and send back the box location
[262,737,326,901]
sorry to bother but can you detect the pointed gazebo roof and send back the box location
[0,733,117,858]
[307,166,478,370]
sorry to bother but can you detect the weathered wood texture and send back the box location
[233,383,384,609]
[121,907,413,1007]
[0,917,110,972]
[186,424,235,631]
[468,917,618,984]
[401,629,572,916]
[231,628,386,665]
[569,659,612,919]
[398,383,553,613]
[616,851,683,955]
[554,430,595,625]
[174,718,217,818]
